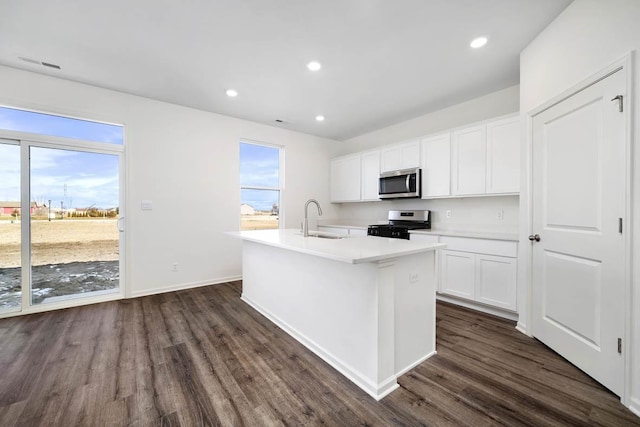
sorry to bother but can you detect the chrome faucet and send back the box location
[303,199,323,237]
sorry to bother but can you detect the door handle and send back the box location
[611,95,623,112]
[528,234,540,242]
[117,217,125,232]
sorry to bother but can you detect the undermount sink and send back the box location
[299,231,346,239]
[310,233,345,240]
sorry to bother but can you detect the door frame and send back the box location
[0,129,126,318]
[520,53,634,406]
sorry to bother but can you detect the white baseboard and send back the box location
[436,294,519,321]
[516,321,531,337]
[242,294,399,401]
[396,350,437,378]
[130,275,242,298]
[629,397,640,418]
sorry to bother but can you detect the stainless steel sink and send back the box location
[298,231,346,239]
[310,233,345,239]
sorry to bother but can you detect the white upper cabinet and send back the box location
[380,139,420,172]
[420,133,451,198]
[486,116,520,194]
[451,125,487,195]
[330,114,519,203]
[451,115,520,196]
[361,150,381,201]
[330,154,361,202]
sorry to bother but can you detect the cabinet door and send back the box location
[486,117,520,194]
[452,125,486,195]
[439,250,475,299]
[475,254,517,311]
[380,145,402,172]
[421,133,451,198]
[361,150,381,201]
[400,140,420,169]
[380,140,419,172]
[330,155,361,202]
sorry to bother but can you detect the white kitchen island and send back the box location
[227,229,444,400]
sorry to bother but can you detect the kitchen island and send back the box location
[227,229,444,400]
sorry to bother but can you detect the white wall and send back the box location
[0,65,341,297]
[334,85,520,233]
[519,0,640,412]
[340,85,519,155]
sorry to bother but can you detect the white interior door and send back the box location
[531,68,626,396]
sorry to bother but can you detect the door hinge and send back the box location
[618,218,623,234]
[618,338,622,354]
[611,95,624,112]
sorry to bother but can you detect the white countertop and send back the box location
[227,229,444,264]
[409,229,519,241]
[318,220,518,241]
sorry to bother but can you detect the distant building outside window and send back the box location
[239,141,282,230]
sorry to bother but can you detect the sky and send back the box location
[240,142,280,212]
[0,107,121,209]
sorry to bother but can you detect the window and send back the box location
[239,141,282,230]
[0,106,123,145]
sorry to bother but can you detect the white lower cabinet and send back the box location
[475,254,517,310]
[438,237,517,312]
[440,250,475,300]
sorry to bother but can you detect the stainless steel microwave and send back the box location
[378,167,421,199]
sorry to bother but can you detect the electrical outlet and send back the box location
[497,210,504,221]
[172,262,178,272]
[445,210,452,219]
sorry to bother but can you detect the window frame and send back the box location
[0,104,124,146]
[239,140,285,230]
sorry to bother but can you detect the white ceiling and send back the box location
[0,0,572,140]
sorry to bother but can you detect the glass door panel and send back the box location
[29,147,120,305]
[0,142,22,311]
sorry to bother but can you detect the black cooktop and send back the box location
[367,209,431,240]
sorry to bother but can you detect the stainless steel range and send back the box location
[367,210,431,240]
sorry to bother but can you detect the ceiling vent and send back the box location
[18,56,61,70]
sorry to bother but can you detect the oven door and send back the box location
[378,168,421,199]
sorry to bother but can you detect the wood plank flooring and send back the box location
[0,281,638,426]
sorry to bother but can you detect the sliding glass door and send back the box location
[0,141,22,311]
[0,107,124,315]
[0,139,124,314]
[29,146,121,305]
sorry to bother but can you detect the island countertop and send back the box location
[227,229,445,264]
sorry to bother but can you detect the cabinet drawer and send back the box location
[439,236,517,257]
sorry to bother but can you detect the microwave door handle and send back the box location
[406,174,410,192]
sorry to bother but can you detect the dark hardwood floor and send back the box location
[0,281,637,426]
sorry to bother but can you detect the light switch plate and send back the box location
[141,200,153,211]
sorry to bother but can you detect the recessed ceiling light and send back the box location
[307,61,322,71]
[470,37,488,48]
[226,89,238,97]
[315,115,325,122]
